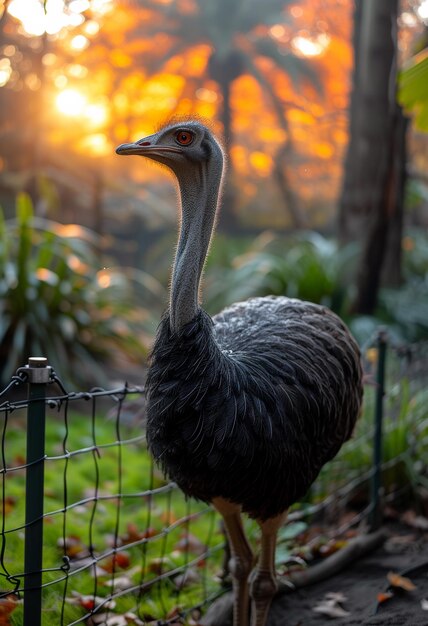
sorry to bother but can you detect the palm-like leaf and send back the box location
[0,194,161,385]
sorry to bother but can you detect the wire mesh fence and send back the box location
[0,332,427,626]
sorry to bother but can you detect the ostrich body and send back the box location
[116,121,363,626]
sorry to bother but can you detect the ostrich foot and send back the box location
[213,498,254,626]
[249,513,287,626]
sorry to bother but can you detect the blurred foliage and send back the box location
[0,193,161,386]
[399,48,428,131]
[350,229,428,344]
[202,229,428,345]
[204,231,359,317]
[314,368,428,504]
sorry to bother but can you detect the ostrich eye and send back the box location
[175,130,193,146]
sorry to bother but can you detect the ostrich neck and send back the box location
[170,166,221,333]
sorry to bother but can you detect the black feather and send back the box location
[146,296,363,521]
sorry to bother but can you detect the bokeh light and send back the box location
[56,89,87,115]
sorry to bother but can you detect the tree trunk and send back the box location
[217,76,239,232]
[382,107,408,287]
[208,50,244,232]
[338,0,363,243]
[339,0,406,314]
[273,143,308,229]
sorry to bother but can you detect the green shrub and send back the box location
[0,193,158,386]
[204,231,358,317]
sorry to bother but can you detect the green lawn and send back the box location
[1,394,225,625]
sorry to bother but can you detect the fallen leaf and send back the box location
[147,556,173,575]
[312,592,350,619]
[67,591,116,611]
[174,567,201,589]
[421,599,428,611]
[377,591,394,605]
[0,594,18,621]
[401,510,428,531]
[58,535,89,559]
[2,497,16,516]
[120,524,157,545]
[386,534,416,546]
[103,575,133,591]
[325,592,348,603]
[319,540,348,558]
[387,571,417,591]
[174,533,206,555]
[159,510,178,525]
[312,602,351,618]
[88,614,144,626]
[100,552,131,573]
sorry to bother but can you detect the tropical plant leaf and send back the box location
[0,196,151,386]
[399,50,428,132]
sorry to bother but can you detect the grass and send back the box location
[311,346,428,509]
[1,394,225,625]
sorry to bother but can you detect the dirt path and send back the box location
[202,527,428,625]
[269,530,428,625]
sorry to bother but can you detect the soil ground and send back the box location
[269,528,428,625]
[202,525,428,626]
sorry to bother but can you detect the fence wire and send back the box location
[0,336,426,625]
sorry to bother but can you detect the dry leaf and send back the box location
[2,497,16,516]
[377,591,394,605]
[67,591,116,611]
[319,540,348,558]
[312,593,350,619]
[387,571,417,591]
[325,592,348,603]
[147,556,173,575]
[58,535,91,559]
[100,552,131,573]
[88,614,144,626]
[312,602,351,618]
[120,523,157,545]
[401,510,428,531]
[174,567,201,589]
[0,594,18,622]
[174,533,206,555]
[103,575,133,591]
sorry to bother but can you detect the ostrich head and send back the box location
[116,120,225,332]
[116,120,224,185]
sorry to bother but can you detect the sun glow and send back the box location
[56,89,109,127]
[418,0,428,20]
[0,58,12,87]
[8,0,83,36]
[85,103,108,126]
[291,33,331,57]
[56,88,87,115]
[7,0,112,36]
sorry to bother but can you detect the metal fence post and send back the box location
[23,357,51,626]
[369,330,388,532]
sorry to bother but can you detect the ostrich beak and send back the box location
[116,140,181,157]
[115,141,146,155]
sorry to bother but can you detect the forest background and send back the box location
[0,0,427,384]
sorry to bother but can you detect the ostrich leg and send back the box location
[249,513,287,626]
[213,498,254,626]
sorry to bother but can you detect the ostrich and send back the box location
[116,120,363,626]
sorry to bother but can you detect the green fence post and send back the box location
[23,357,51,626]
[369,330,388,532]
